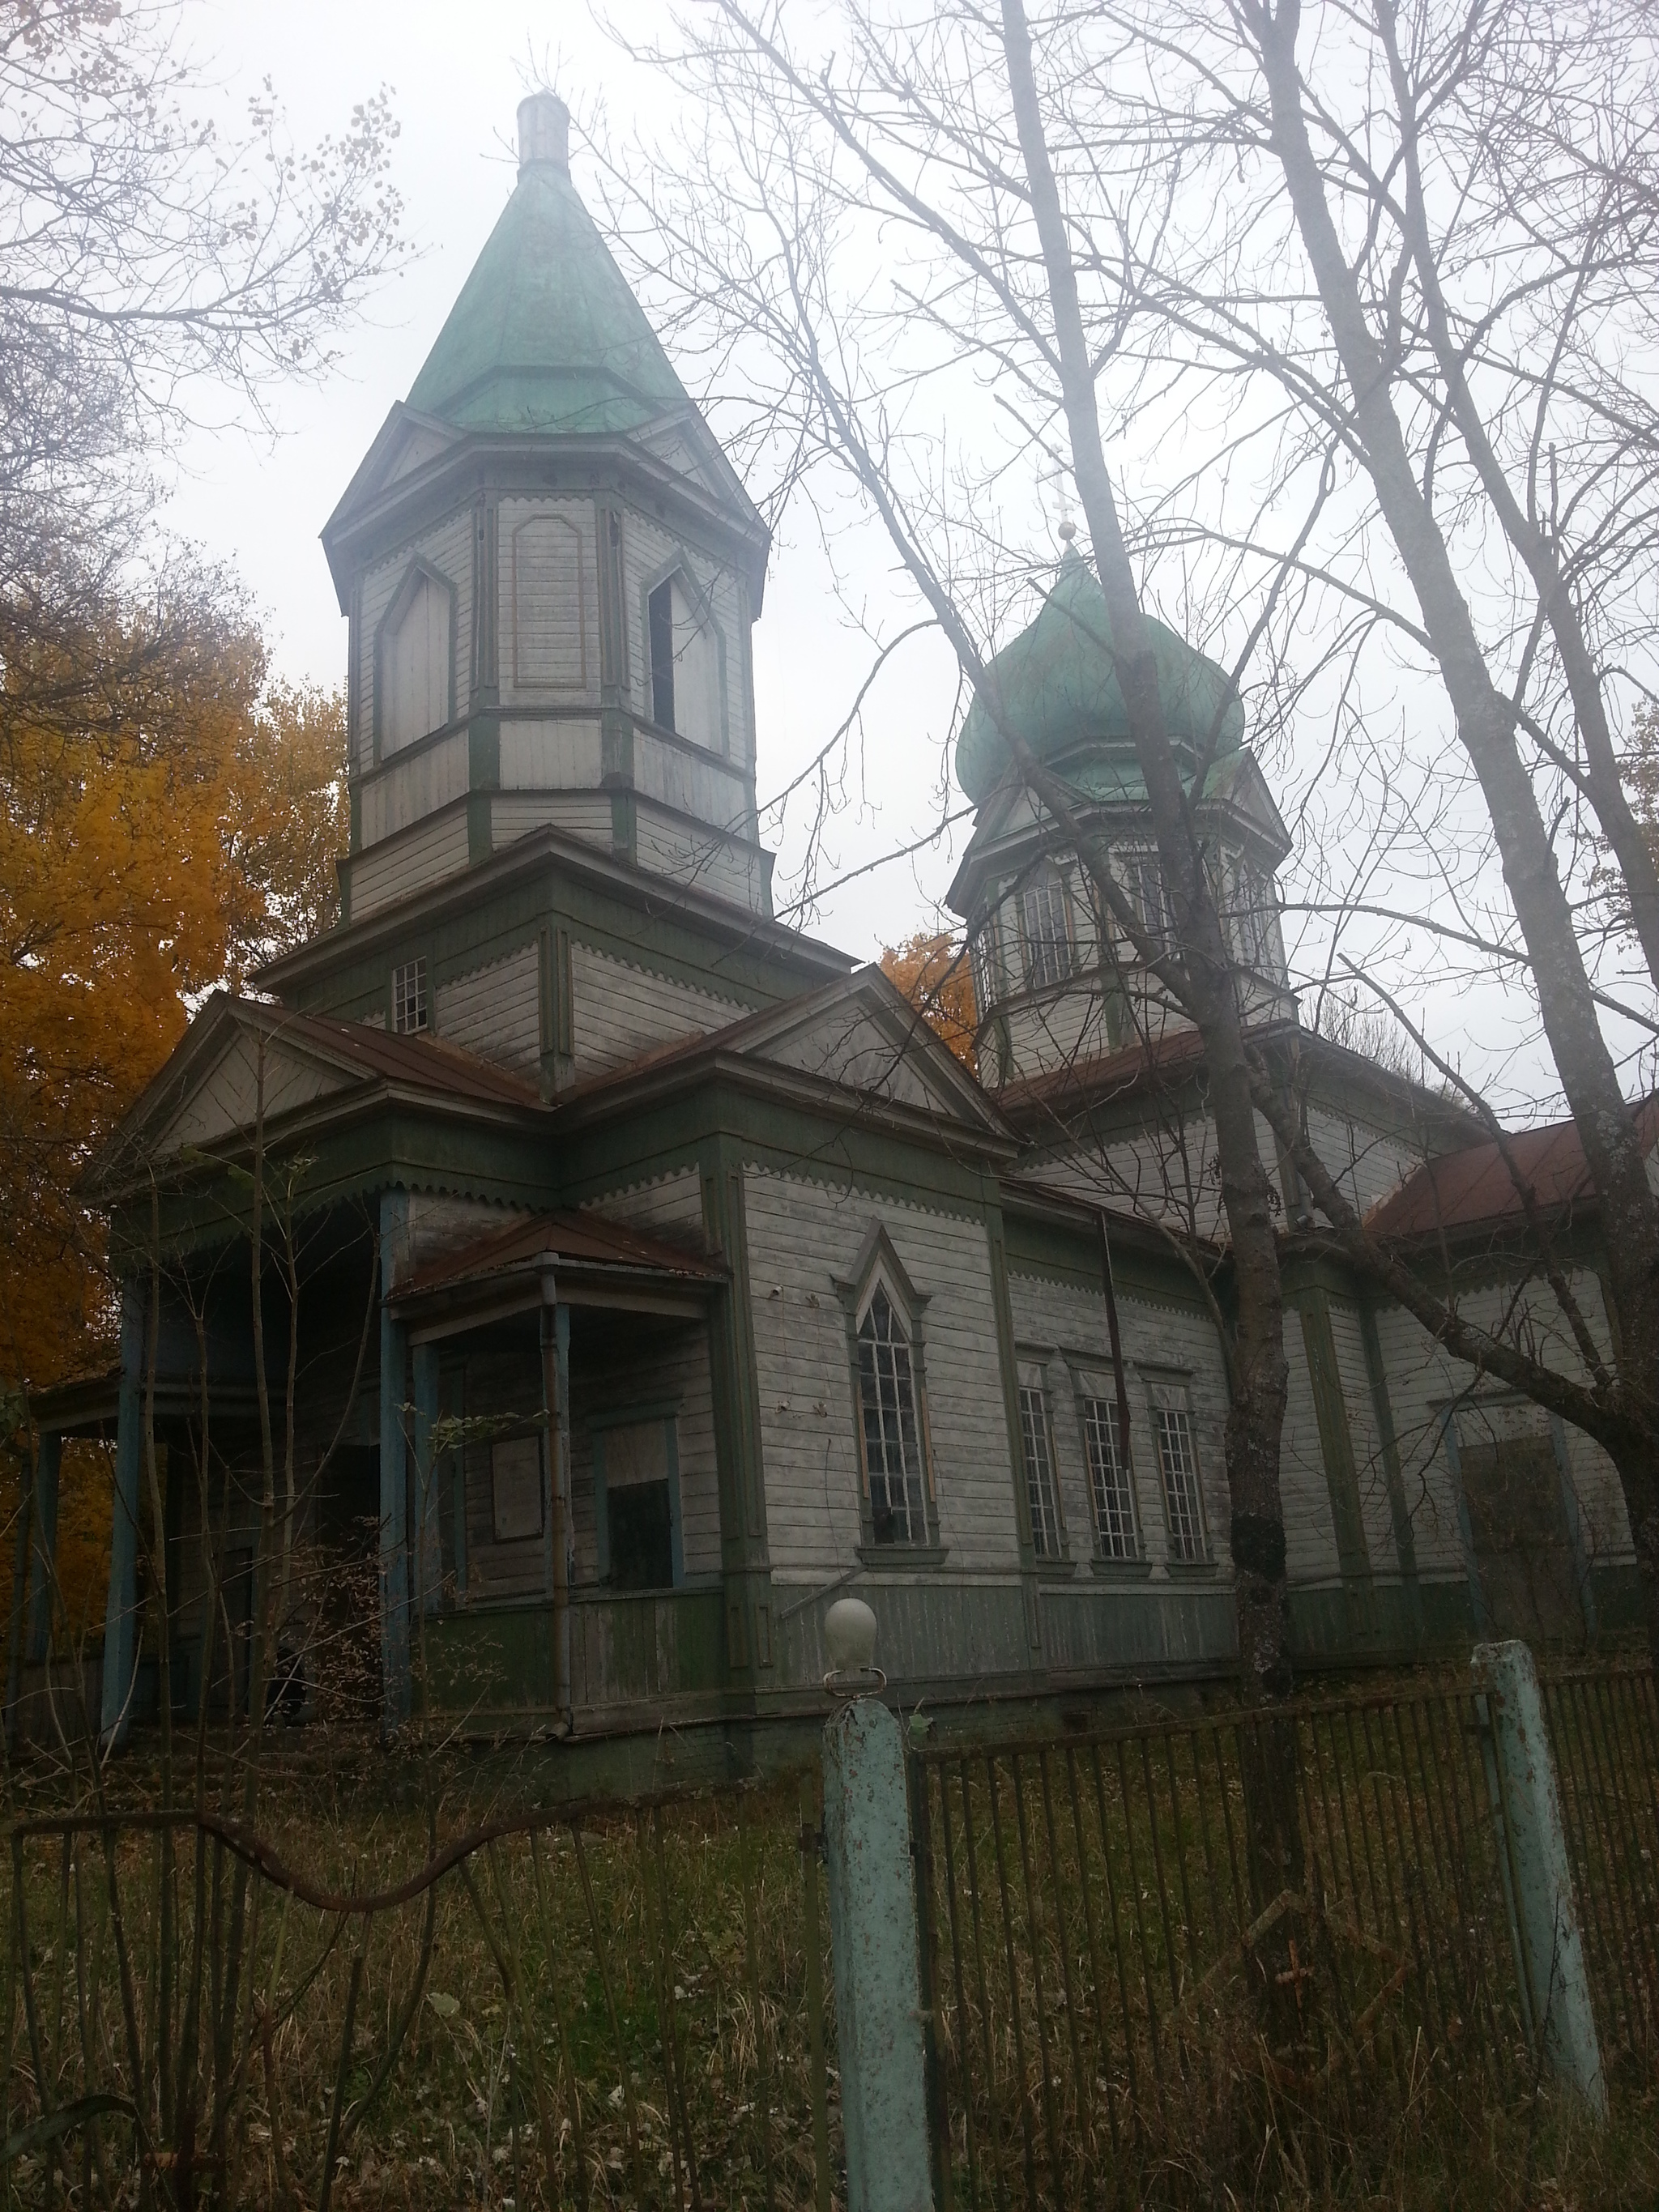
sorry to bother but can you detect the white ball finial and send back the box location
[1057,518,1077,543]
[824,1596,879,1679]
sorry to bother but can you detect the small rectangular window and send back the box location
[648,578,676,731]
[1083,1397,1137,1561]
[1154,1402,1207,1562]
[1018,1380,1063,1559]
[1132,850,1171,947]
[392,957,429,1035]
[1021,873,1073,991]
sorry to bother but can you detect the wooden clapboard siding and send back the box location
[489,791,614,849]
[569,943,747,1081]
[1004,985,1116,1081]
[774,1574,1031,1689]
[348,806,470,919]
[497,718,604,788]
[633,805,763,910]
[579,1169,706,1250]
[499,498,598,702]
[633,727,749,822]
[741,1167,1020,1575]
[358,730,470,846]
[435,943,541,1069]
[1039,1578,1235,1674]
[1303,1101,1421,1217]
[356,507,474,770]
[1282,1301,1358,1588]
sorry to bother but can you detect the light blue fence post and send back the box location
[1473,1638,1605,2115]
[820,1600,934,2212]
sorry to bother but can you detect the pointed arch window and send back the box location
[1020,867,1074,990]
[376,560,454,757]
[840,1230,942,1554]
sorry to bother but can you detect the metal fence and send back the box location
[1538,1657,1659,2073]
[2,1773,840,2210]
[907,1681,1541,2210]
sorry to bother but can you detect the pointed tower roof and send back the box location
[403,93,693,438]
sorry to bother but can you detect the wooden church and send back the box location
[19,96,1642,1761]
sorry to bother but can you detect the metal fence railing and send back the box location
[2,1773,840,2210]
[907,1681,1536,2211]
[1538,1658,1659,2074]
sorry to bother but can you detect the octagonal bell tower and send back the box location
[322,94,773,927]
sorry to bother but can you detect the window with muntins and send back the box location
[1021,872,1073,990]
[392,957,429,1035]
[1154,1400,1207,1562]
[1130,850,1171,946]
[1018,1379,1064,1559]
[856,1285,928,1545]
[1083,1396,1137,1560]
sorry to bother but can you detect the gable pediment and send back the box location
[147,1026,359,1161]
[734,971,1007,1136]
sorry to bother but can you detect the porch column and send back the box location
[412,1341,442,1618]
[100,1281,147,1744]
[539,1291,572,1727]
[4,1428,53,1741]
[26,1430,61,1665]
[379,1191,412,1734]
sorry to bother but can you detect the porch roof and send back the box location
[388,1208,725,1340]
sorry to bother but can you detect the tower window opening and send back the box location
[392,958,429,1036]
[1021,872,1073,990]
[1131,850,1173,948]
[648,579,676,730]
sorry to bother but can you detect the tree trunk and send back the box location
[1001,0,1295,1720]
[1256,0,1659,1664]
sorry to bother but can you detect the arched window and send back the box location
[855,1282,928,1546]
[378,564,454,755]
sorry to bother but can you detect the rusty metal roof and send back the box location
[1366,1097,1659,1238]
[394,1208,724,1304]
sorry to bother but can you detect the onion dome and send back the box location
[955,546,1245,805]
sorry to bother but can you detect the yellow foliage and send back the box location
[0,587,348,1415]
[879,930,979,1063]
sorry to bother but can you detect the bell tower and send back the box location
[322,94,774,927]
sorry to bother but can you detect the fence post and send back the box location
[821,1600,934,2212]
[1472,1639,1605,2114]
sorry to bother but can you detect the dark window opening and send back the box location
[608,1479,675,1590]
[648,579,676,731]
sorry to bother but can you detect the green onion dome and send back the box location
[955,548,1245,805]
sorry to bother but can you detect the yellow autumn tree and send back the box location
[880,930,979,1063]
[0,576,348,1410]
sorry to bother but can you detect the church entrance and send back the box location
[1453,1402,1589,1647]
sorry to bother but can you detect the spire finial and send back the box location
[1057,518,1077,544]
[518,92,569,175]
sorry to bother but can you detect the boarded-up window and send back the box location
[381,567,452,753]
[491,1435,544,1543]
[512,514,587,690]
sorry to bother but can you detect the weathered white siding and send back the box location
[155,1035,346,1157]
[358,731,470,847]
[744,1170,1020,1576]
[490,791,614,850]
[436,944,541,1070]
[347,807,470,920]
[497,718,604,789]
[579,1169,707,1253]
[633,727,751,825]
[570,943,747,1080]
[634,803,765,912]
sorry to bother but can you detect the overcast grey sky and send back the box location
[163,0,970,961]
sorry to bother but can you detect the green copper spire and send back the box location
[404,93,693,438]
[955,543,1245,805]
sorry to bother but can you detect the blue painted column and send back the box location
[822,1695,935,2212]
[1474,1639,1605,2112]
[100,1282,147,1744]
[27,1430,61,1666]
[412,1341,441,1620]
[378,1191,411,1735]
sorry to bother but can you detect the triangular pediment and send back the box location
[150,1031,354,1161]
[730,971,1007,1136]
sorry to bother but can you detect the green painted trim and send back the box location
[468,714,501,792]
[600,705,633,787]
[985,1207,1038,1587]
[1294,1289,1376,1648]
[610,787,637,864]
[467,791,493,867]
[1357,1300,1423,1628]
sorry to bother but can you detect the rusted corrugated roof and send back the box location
[1367,1097,1659,1238]
[396,1209,723,1300]
[265,1006,543,1109]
